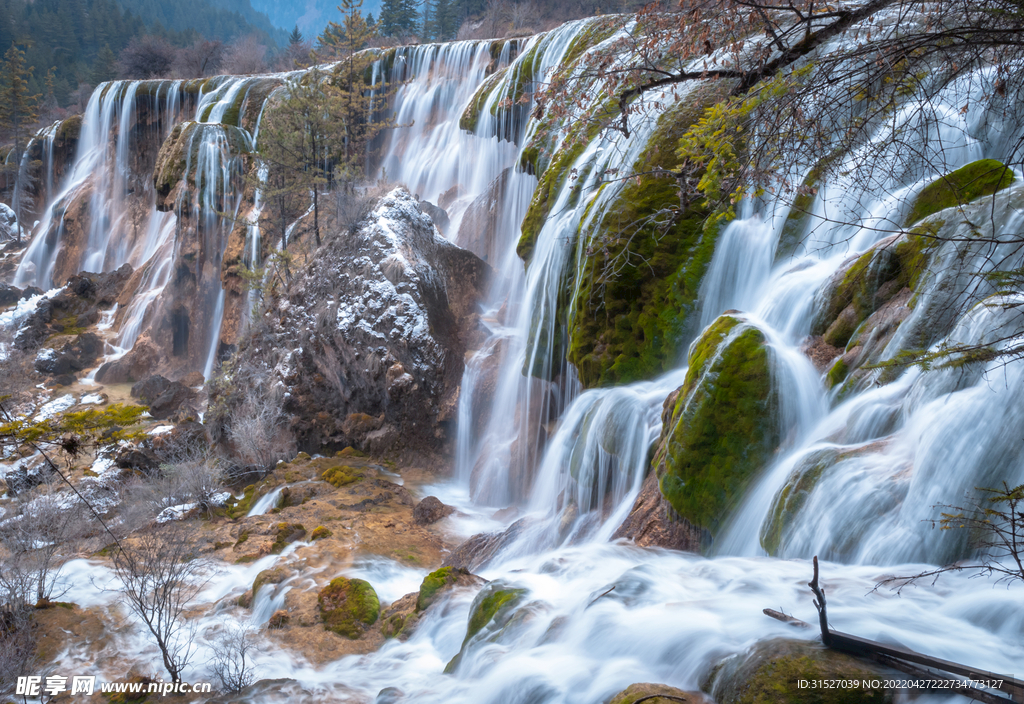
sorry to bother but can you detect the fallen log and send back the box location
[761,557,1024,704]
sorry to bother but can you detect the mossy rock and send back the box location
[905,159,1015,227]
[812,226,941,347]
[56,113,83,143]
[152,121,252,203]
[565,83,736,388]
[776,149,846,263]
[608,682,706,704]
[102,674,155,703]
[310,526,333,540]
[321,465,364,487]
[252,567,288,599]
[759,449,837,554]
[654,315,780,539]
[270,523,306,554]
[706,638,893,704]
[335,446,366,458]
[317,577,380,639]
[825,358,849,389]
[226,484,259,519]
[445,581,527,673]
[417,566,471,612]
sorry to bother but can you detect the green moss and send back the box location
[564,85,736,388]
[226,484,258,519]
[270,522,306,554]
[760,449,835,554]
[335,446,366,458]
[608,683,695,704]
[905,159,1015,227]
[776,149,845,262]
[656,316,779,537]
[559,16,622,68]
[460,67,509,133]
[318,577,380,639]
[417,566,468,611]
[382,612,413,639]
[56,114,83,143]
[235,554,258,564]
[708,638,892,704]
[464,584,526,645]
[825,358,849,388]
[310,526,333,540]
[321,465,363,487]
[252,567,287,598]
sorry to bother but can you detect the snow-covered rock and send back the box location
[209,188,491,460]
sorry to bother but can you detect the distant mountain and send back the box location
[249,0,383,39]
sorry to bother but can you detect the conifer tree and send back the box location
[92,44,117,84]
[289,25,303,45]
[378,0,420,38]
[0,43,40,243]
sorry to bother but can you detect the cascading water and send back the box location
[5,12,1024,701]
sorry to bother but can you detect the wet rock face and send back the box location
[612,471,704,552]
[609,683,710,704]
[212,188,491,461]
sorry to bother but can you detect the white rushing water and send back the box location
[5,12,1024,702]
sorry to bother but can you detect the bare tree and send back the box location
[210,622,259,693]
[226,377,284,472]
[0,603,36,698]
[483,0,509,38]
[116,36,176,79]
[222,35,269,76]
[508,2,539,32]
[174,40,223,79]
[111,523,211,681]
[0,481,85,605]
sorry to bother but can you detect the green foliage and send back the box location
[676,67,812,229]
[0,403,147,470]
[318,577,380,638]
[904,159,1016,227]
[421,0,459,41]
[655,316,780,538]
[378,0,420,37]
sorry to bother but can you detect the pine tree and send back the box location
[92,44,116,84]
[0,43,40,243]
[289,25,303,45]
[379,0,419,38]
[431,0,457,41]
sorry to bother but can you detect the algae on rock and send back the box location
[652,314,780,539]
[318,577,380,639]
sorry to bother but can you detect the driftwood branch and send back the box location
[762,557,1024,704]
[808,555,831,646]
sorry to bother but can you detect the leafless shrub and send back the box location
[111,523,211,681]
[116,36,176,79]
[0,604,36,697]
[508,2,539,32]
[210,622,259,693]
[0,480,85,605]
[222,35,268,76]
[224,362,284,473]
[174,40,223,78]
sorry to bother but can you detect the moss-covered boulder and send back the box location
[309,525,333,540]
[565,83,735,388]
[904,159,1015,227]
[251,568,288,600]
[759,449,837,555]
[652,315,780,541]
[269,523,306,554]
[321,465,364,487]
[417,566,473,611]
[444,581,527,673]
[152,121,252,210]
[317,577,380,639]
[608,683,708,704]
[706,639,894,704]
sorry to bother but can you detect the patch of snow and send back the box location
[157,503,197,523]
[148,425,175,436]
[33,394,76,421]
[210,491,232,507]
[36,347,57,362]
[80,393,105,405]
[91,456,118,479]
